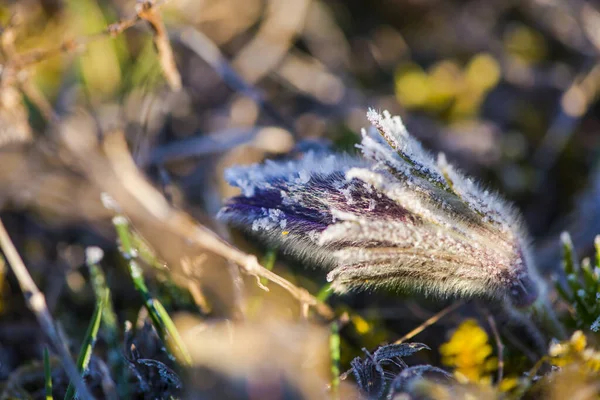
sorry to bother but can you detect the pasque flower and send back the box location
[218,110,541,307]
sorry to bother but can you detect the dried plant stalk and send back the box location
[0,219,93,400]
[55,112,333,319]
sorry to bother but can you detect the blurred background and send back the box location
[0,0,600,398]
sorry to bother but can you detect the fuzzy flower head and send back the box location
[218,110,541,307]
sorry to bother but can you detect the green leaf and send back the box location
[64,289,106,400]
[44,347,53,400]
[113,215,191,366]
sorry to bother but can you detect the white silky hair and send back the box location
[219,110,544,306]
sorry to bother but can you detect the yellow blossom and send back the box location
[439,319,497,384]
[549,330,600,372]
[351,314,371,335]
[498,377,519,393]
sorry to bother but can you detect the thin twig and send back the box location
[394,300,464,344]
[0,218,94,400]
[136,0,182,91]
[58,114,333,320]
[0,18,57,123]
[19,78,59,123]
[166,209,333,320]
[187,233,333,319]
[510,355,550,398]
[475,302,505,382]
[10,0,169,70]
[486,312,504,382]
[0,1,177,126]
[339,301,460,382]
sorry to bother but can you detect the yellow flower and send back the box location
[498,377,519,392]
[549,330,600,372]
[570,331,587,352]
[440,319,497,384]
[351,314,371,335]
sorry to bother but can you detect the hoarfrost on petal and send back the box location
[368,199,376,211]
[298,169,311,184]
[219,109,538,306]
[251,208,288,232]
[591,316,600,332]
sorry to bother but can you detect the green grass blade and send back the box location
[329,321,340,400]
[86,248,118,343]
[64,290,106,400]
[113,215,192,366]
[131,230,167,270]
[259,248,277,287]
[154,299,192,365]
[85,247,129,397]
[44,347,53,400]
[317,283,333,303]
[561,231,577,276]
[580,257,599,297]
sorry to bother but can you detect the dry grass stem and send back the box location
[136,0,182,91]
[487,313,505,382]
[394,301,464,344]
[58,117,333,320]
[0,218,93,400]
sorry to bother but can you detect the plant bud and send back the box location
[219,110,541,307]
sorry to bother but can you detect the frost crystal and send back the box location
[250,208,288,232]
[219,110,541,306]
